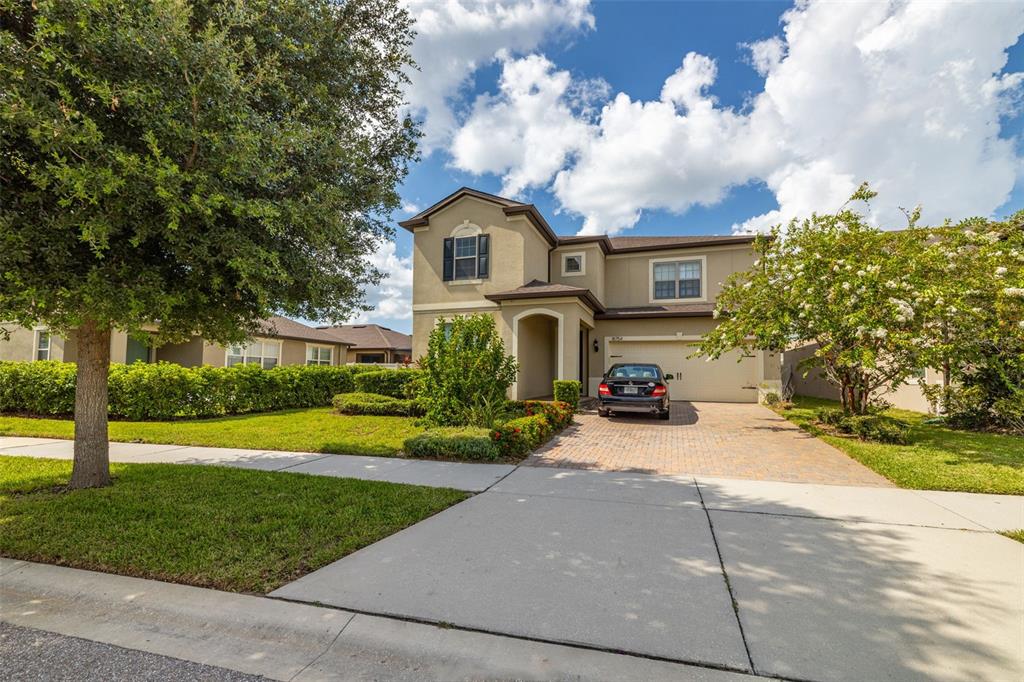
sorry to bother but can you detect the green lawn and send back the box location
[0,408,423,457]
[779,396,1024,495]
[0,455,466,592]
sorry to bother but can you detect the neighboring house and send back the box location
[319,324,412,364]
[401,187,782,401]
[0,315,350,368]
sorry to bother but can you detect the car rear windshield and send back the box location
[608,365,660,379]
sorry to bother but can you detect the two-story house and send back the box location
[402,187,781,401]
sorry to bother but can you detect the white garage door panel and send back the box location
[608,341,759,402]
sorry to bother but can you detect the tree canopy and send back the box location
[0,0,418,345]
[0,0,419,486]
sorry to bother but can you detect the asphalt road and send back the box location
[0,622,266,682]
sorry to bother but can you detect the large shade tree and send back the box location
[0,0,418,487]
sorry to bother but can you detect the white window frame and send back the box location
[34,328,51,361]
[648,255,707,303]
[305,344,334,366]
[447,223,485,285]
[561,251,586,277]
[225,338,282,369]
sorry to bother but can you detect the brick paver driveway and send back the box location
[526,401,892,486]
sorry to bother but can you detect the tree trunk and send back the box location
[69,320,112,489]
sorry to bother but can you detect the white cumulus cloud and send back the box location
[451,53,607,195]
[350,240,414,327]
[446,0,1024,235]
[403,0,594,150]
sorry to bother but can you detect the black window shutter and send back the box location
[442,238,454,281]
[477,234,490,279]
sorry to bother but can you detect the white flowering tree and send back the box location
[698,185,937,415]
[917,213,1024,427]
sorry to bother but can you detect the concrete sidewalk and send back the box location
[272,468,1024,681]
[0,437,514,492]
[0,559,751,681]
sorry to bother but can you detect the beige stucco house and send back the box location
[0,315,351,369]
[401,187,782,401]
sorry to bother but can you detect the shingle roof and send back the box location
[319,324,412,351]
[257,316,347,344]
[557,234,758,253]
[484,280,605,313]
[595,302,716,320]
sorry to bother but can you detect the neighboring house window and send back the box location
[562,252,585,276]
[35,330,50,361]
[653,260,702,300]
[356,353,386,363]
[306,345,333,366]
[442,234,490,281]
[908,367,927,381]
[226,340,280,369]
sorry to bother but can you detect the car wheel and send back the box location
[658,409,670,420]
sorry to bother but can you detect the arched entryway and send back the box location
[512,309,563,400]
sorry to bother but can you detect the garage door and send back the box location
[607,340,759,402]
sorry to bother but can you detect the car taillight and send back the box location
[598,383,611,396]
[651,385,667,397]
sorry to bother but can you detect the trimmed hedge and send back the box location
[552,380,581,412]
[354,368,424,399]
[0,361,358,420]
[332,392,422,417]
[491,400,573,457]
[403,427,499,461]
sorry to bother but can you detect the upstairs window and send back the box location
[443,234,490,281]
[652,260,702,300]
[562,252,585,276]
[227,340,280,369]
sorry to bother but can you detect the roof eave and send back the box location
[594,310,714,320]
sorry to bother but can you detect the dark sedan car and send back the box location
[597,363,671,419]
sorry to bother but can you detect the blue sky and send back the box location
[355,1,1024,333]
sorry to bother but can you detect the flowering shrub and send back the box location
[490,400,573,457]
[490,414,551,457]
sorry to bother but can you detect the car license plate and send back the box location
[623,386,638,395]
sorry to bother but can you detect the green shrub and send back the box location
[0,361,357,419]
[331,392,421,416]
[354,369,424,399]
[815,407,847,426]
[553,380,581,412]
[762,391,781,406]
[0,361,77,415]
[403,427,499,461]
[420,315,517,426]
[490,414,551,457]
[844,415,912,445]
